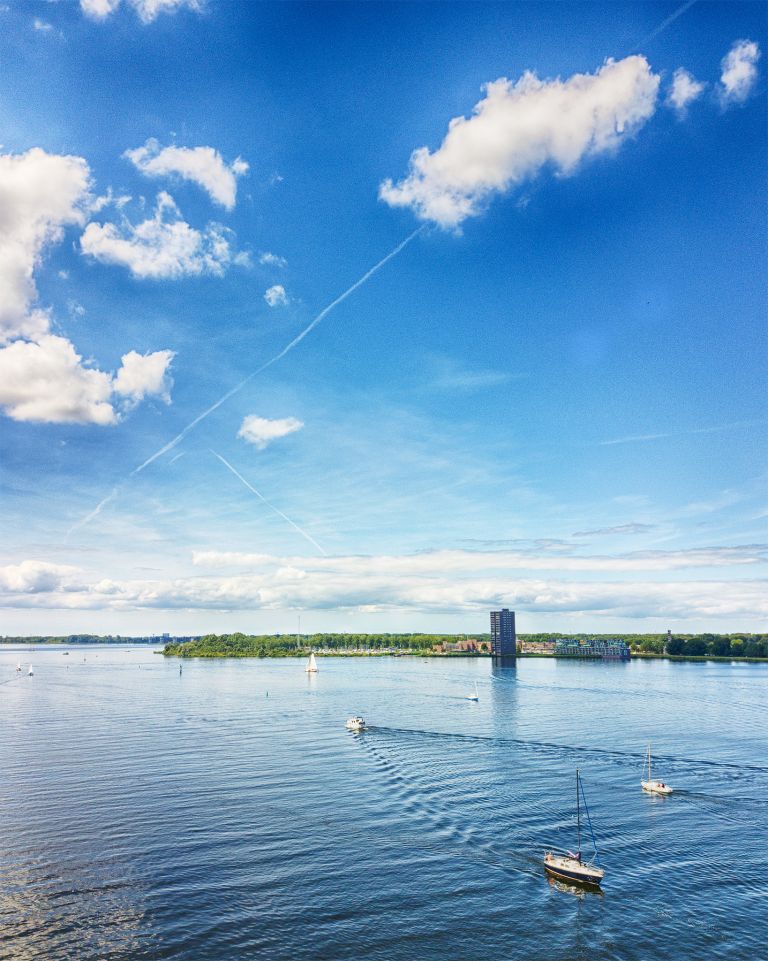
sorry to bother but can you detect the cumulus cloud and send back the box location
[80,0,201,24]
[112,349,175,404]
[264,284,288,307]
[237,414,304,449]
[81,191,239,279]
[0,337,174,424]
[259,251,287,268]
[380,55,660,228]
[719,39,760,105]
[125,139,248,209]
[0,560,82,594]
[0,147,90,343]
[666,67,705,115]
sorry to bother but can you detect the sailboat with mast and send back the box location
[544,769,605,887]
[465,681,479,701]
[641,742,673,795]
[305,652,318,673]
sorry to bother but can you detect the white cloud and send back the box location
[0,338,175,424]
[572,523,656,537]
[2,554,765,620]
[80,0,201,24]
[264,283,288,307]
[259,251,287,268]
[237,414,304,449]
[719,39,760,105]
[666,67,705,115]
[81,191,238,279]
[33,18,54,32]
[0,560,82,594]
[0,147,90,343]
[193,545,768,576]
[113,349,175,404]
[125,139,248,209]
[0,147,175,425]
[380,55,660,228]
[0,335,117,425]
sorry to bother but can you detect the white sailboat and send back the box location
[305,652,318,673]
[28,665,34,676]
[16,662,21,672]
[465,681,479,701]
[544,769,605,887]
[641,743,673,795]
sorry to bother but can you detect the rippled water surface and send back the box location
[1,646,766,960]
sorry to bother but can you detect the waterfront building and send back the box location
[490,609,516,658]
[554,638,631,660]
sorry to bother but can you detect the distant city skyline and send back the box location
[0,2,765,634]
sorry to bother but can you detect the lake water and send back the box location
[1,646,766,960]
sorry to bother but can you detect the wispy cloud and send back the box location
[572,523,657,537]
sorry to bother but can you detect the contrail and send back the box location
[67,487,119,537]
[210,450,327,556]
[635,0,697,48]
[131,225,426,477]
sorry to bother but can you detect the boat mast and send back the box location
[576,768,581,854]
[648,742,652,782]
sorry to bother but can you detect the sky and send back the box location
[0,0,766,636]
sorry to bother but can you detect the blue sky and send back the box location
[0,1,765,635]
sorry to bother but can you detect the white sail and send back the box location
[28,665,34,676]
[305,652,318,673]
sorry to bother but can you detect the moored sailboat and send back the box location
[641,742,673,795]
[544,769,605,887]
[465,681,479,701]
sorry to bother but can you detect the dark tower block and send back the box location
[491,609,516,659]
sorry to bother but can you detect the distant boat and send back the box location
[544,769,605,887]
[641,743,673,795]
[62,651,69,655]
[28,665,34,676]
[345,716,366,731]
[465,681,479,701]
[16,662,21,672]
[305,652,318,673]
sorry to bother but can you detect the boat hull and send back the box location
[544,855,604,887]
[641,780,673,795]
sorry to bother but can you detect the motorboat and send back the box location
[345,716,366,731]
[641,742,673,795]
[544,769,605,887]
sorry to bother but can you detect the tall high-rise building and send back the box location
[490,609,516,658]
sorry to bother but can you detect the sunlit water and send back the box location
[1,646,766,960]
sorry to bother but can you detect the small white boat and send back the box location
[465,681,479,701]
[345,716,366,731]
[544,769,605,887]
[641,742,673,795]
[16,662,21,672]
[28,665,34,676]
[305,652,318,673]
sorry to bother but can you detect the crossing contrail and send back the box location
[71,225,425,533]
[210,450,327,555]
[132,225,426,477]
